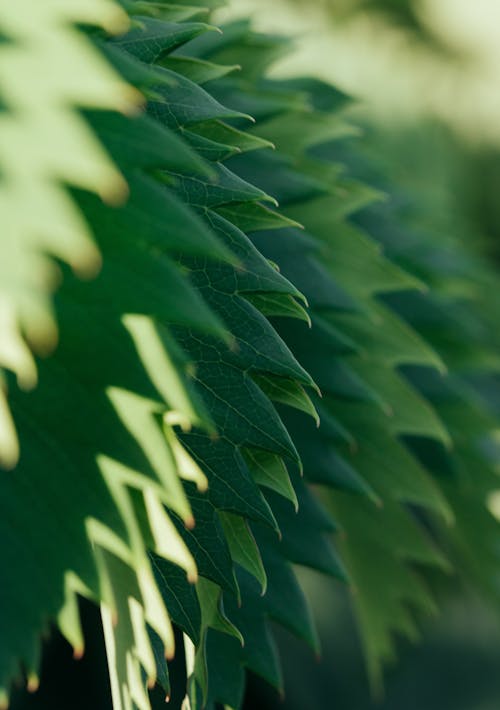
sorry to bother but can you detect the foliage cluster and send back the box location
[2,2,500,709]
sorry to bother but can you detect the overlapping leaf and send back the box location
[0,1,143,468]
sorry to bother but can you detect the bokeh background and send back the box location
[218,1,500,707]
[10,1,500,708]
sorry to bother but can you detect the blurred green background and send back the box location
[221,0,500,146]
[246,579,500,710]
[224,1,500,707]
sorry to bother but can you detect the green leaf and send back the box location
[245,292,311,325]
[88,109,212,175]
[174,489,238,596]
[111,17,216,64]
[0,0,136,463]
[189,119,274,154]
[159,56,239,84]
[252,373,319,425]
[151,555,201,644]
[146,67,252,127]
[170,161,277,209]
[244,448,298,510]
[219,513,267,594]
[216,201,302,233]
